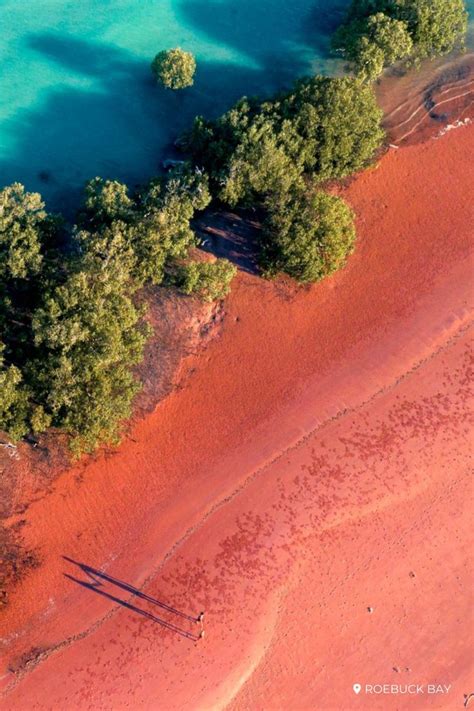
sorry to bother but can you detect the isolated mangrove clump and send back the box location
[151,48,196,89]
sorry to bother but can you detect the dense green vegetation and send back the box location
[183,76,384,205]
[261,191,356,283]
[0,169,236,454]
[182,75,383,280]
[151,48,196,89]
[2,70,383,452]
[332,0,468,80]
[175,259,237,302]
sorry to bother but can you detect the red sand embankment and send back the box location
[1,124,473,708]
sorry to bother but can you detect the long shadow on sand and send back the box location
[63,556,201,641]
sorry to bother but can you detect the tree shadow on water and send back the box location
[2,2,347,213]
[1,33,267,213]
[63,556,201,641]
[177,0,352,73]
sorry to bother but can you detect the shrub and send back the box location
[334,12,413,80]
[218,116,305,207]
[366,13,414,65]
[133,166,211,285]
[0,345,31,441]
[31,267,150,457]
[177,259,237,302]
[352,36,386,80]
[81,178,133,227]
[0,183,45,281]
[399,0,468,60]
[279,76,385,181]
[78,166,211,288]
[30,405,52,434]
[151,48,196,89]
[261,191,356,283]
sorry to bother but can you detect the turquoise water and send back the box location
[0,0,349,210]
[1,0,472,211]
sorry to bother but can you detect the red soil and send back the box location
[1,123,473,709]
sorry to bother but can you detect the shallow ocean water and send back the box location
[0,0,472,210]
[0,0,350,209]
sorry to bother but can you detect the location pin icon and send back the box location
[353,684,362,695]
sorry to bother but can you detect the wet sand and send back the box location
[1,122,473,708]
[377,52,474,144]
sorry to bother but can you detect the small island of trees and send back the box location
[151,48,197,89]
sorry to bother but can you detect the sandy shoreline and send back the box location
[377,51,474,144]
[1,118,473,708]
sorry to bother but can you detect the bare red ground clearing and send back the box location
[1,124,473,709]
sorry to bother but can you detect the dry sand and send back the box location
[1,121,473,710]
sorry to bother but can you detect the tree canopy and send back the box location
[31,268,149,456]
[400,0,468,59]
[151,48,196,89]
[261,191,356,283]
[0,344,32,441]
[175,259,237,302]
[77,168,211,287]
[0,168,227,455]
[332,0,468,79]
[0,183,45,281]
[334,12,413,80]
[180,75,381,284]
[182,75,384,205]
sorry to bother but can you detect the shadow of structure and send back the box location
[63,556,200,641]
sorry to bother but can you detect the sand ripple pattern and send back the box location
[379,53,474,145]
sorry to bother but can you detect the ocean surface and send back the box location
[0,0,472,211]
